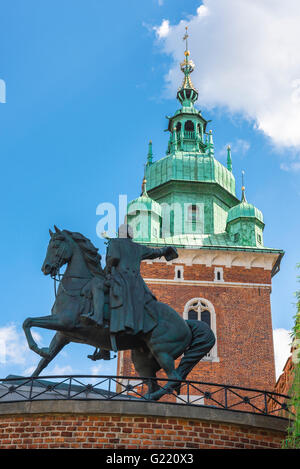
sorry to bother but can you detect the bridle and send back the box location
[50,241,91,297]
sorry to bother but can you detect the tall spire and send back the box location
[147,140,153,166]
[227,145,232,172]
[177,26,198,105]
[241,170,247,202]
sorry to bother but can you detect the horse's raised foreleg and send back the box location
[31,332,70,377]
[23,314,75,358]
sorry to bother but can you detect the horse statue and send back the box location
[23,226,215,401]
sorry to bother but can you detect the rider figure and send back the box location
[80,274,108,327]
[81,224,178,351]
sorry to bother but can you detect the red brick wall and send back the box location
[274,356,293,396]
[118,261,276,391]
[268,354,294,415]
[0,413,284,449]
[140,262,272,285]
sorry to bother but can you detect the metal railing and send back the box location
[0,375,292,419]
[176,130,196,140]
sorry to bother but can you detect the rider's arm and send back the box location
[141,246,166,260]
[140,245,178,261]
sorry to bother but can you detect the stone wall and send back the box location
[0,400,286,449]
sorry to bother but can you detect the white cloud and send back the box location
[280,161,300,172]
[0,79,6,103]
[49,364,73,375]
[219,138,250,160]
[23,365,38,376]
[154,0,300,148]
[154,19,170,39]
[0,324,42,366]
[273,328,292,379]
[90,364,103,375]
[234,139,250,156]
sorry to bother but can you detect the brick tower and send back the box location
[118,31,283,391]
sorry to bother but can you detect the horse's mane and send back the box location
[64,230,104,277]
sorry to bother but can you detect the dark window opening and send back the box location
[177,269,181,279]
[217,271,221,281]
[185,90,191,99]
[184,120,194,131]
[176,122,181,132]
[188,309,198,320]
[188,204,199,222]
[201,310,211,328]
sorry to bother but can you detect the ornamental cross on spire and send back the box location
[183,26,189,52]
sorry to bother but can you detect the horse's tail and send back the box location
[176,320,215,385]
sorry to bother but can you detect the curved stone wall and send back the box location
[0,400,287,449]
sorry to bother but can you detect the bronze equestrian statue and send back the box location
[23,224,215,401]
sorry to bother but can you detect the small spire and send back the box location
[227,145,232,172]
[207,130,214,157]
[241,170,247,202]
[141,165,148,196]
[147,140,153,166]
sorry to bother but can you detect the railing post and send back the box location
[224,386,228,409]
[67,377,72,399]
[29,377,34,401]
[264,392,268,415]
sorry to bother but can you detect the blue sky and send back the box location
[0,0,299,380]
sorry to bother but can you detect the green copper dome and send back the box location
[127,195,161,217]
[127,178,162,217]
[145,153,236,197]
[227,198,263,224]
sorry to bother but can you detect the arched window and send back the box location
[184,298,218,361]
[175,122,182,132]
[184,120,194,131]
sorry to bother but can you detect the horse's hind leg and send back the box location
[31,332,70,377]
[131,348,161,396]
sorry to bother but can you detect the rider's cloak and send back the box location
[106,238,166,336]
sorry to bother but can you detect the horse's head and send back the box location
[42,226,73,276]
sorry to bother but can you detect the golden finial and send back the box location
[142,176,147,196]
[241,171,247,202]
[183,26,189,56]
